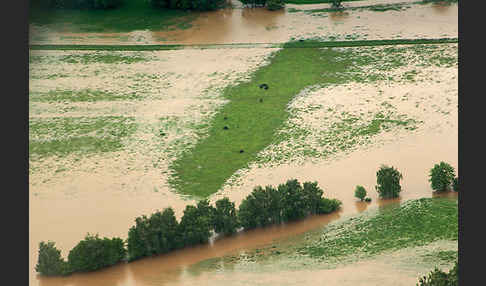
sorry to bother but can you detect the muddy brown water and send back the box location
[29,1,458,284]
[32,123,457,286]
[29,2,457,45]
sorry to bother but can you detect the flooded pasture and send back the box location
[29,0,457,285]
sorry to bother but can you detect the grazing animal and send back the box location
[259,83,269,90]
[224,116,228,120]
[239,149,244,153]
[223,126,229,130]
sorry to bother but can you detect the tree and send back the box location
[35,241,70,276]
[452,177,459,192]
[317,198,342,214]
[302,181,324,215]
[127,215,151,261]
[238,186,272,230]
[213,197,239,235]
[178,201,214,246]
[266,0,284,10]
[429,162,456,192]
[68,234,126,273]
[417,261,458,286]
[279,179,307,222]
[376,165,403,198]
[354,185,367,201]
[147,208,180,255]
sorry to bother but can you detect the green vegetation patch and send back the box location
[300,198,458,261]
[170,47,358,197]
[421,250,458,264]
[30,89,139,102]
[169,42,456,197]
[284,0,360,4]
[29,0,196,33]
[59,53,149,64]
[29,116,137,159]
[188,198,458,271]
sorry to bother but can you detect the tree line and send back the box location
[36,179,341,276]
[31,0,285,11]
[36,162,459,276]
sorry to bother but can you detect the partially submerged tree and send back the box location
[35,241,70,276]
[354,185,367,201]
[376,165,403,198]
[266,0,285,10]
[68,234,126,273]
[178,200,215,246]
[429,162,456,192]
[452,177,459,192]
[213,197,239,236]
[418,260,458,286]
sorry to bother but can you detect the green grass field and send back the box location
[169,41,457,197]
[29,0,196,33]
[188,197,458,271]
[301,198,458,260]
[29,116,137,159]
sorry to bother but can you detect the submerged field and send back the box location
[29,1,458,285]
[184,197,458,286]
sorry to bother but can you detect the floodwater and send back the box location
[29,1,458,285]
[29,1,457,45]
[31,118,457,286]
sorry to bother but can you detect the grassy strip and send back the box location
[29,89,140,102]
[29,116,137,158]
[29,0,196,33]
[300,198,458,260]
[284,0,360,4]
[29,38,458,51]
[29,44,185,51]
[58,53,149,64]
[297,0,457,13]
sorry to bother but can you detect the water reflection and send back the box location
[354,201,369,213]
[329,11,350,22]
[38,262,129,286]
[431,1,453,14]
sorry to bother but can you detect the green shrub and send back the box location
[266,0,284,10]
[238,179,341,230]
[365,197,372,202]
[354,185,367,201]
[302,181,325,215]
[240,0,266,7]
[68,234,126,272]
[149,0,225,11]
[452,177,458,192]
[331,0,343,9]
[127,208,180,261]
[317,198,342,214]
[35,241,70,276]
[417,261,458,286]
[376,165,403,198]
[429,162,455,192]
[213,197,239,236]
[178,200,215,246]
[238,185,281,229]
[279,179,308,222]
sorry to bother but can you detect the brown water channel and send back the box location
[29,1,457,45]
